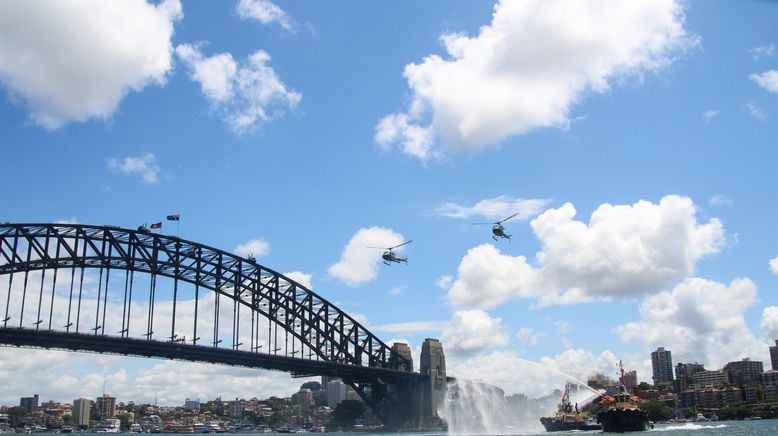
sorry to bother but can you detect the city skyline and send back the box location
[1,0,777,406]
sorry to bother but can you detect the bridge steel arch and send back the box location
[0,223,418,426]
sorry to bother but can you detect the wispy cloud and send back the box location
[750,70,778,93]
[746,102,767,120]
[236,0,293,31]
[749,43,775,62]
[108,152,160,184]
[435,195,551,221]
[703,109,719,122]
[709,194,733,207]
[374,320,446,335]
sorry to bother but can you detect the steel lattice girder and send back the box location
[0,223,412,373]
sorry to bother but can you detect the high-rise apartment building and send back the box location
[95,394,116,419]
[623,370,638,390]
[19,394,39,414]
[326,379,347,408]
[72,398,92,428]
[651,347,674,387]
[675,362,705,392]
[770,340,778,371]
[724,358,764,386]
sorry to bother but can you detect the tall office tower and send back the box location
[651,347,674,388]
[392,342,413,372]
[72,398,92,428]
[770,340,778,370]
[420,338,446,417]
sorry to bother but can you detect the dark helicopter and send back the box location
[369,240,413,265]
[473,212,519,241]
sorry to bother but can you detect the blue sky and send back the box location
[1,0,777,407]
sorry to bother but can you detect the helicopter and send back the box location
[369,240,413,265]
[473,212,519,241]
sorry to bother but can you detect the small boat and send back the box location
[596,361,651,432]
[93,419,121,433]
[60,426,74,434]
[540,384,602,432]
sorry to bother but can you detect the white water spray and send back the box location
[439,359,604,434]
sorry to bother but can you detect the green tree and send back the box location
[6,406,27,428]
[330,400,365,429]
[641,400,673,422]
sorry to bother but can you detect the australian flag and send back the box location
[167,214,180,221]
[150,222,162,229]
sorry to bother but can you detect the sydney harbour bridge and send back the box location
[0,223,449,428]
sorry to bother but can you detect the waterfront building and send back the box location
[20,394,39,414]
[326,379,347,408]
[721,386,743,407]
[690,370,726,389]
[293,389,314,410]
[724,358,764,385]
[651,347,674,389]
[675,362,705,392]
[72,398,91,428]
[95,394,116,419]
[623,370,638,390]
[228,398,243,417]
[770,340,778,370]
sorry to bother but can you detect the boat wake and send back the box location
[651,423,728,432]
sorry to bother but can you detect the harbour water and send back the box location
[58,419,778,436]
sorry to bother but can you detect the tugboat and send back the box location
[540,384,602,432]
[596,361,651,432]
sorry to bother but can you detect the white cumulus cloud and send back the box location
[234,238,270,258]
[762,306,778,340]
[176,44,301,134]
[284,271,312,289]
[328,227,407,287]
[108,152,160,184]
[236,0,293,31]
[0,0,182,129]
[616,277,764,369]
[770,257,778,275]
[376,0,696,161]
[442,310,510,355]
[446,195,725,308]
[750,70,778,93]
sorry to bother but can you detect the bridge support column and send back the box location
[415,338,447,428]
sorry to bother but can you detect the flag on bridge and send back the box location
[150,222,162,229]
[167,214,180,221]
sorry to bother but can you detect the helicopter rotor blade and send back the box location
[389,240,413,250]
[497,212,520,224]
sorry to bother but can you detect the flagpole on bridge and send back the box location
[167,213,181,238]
